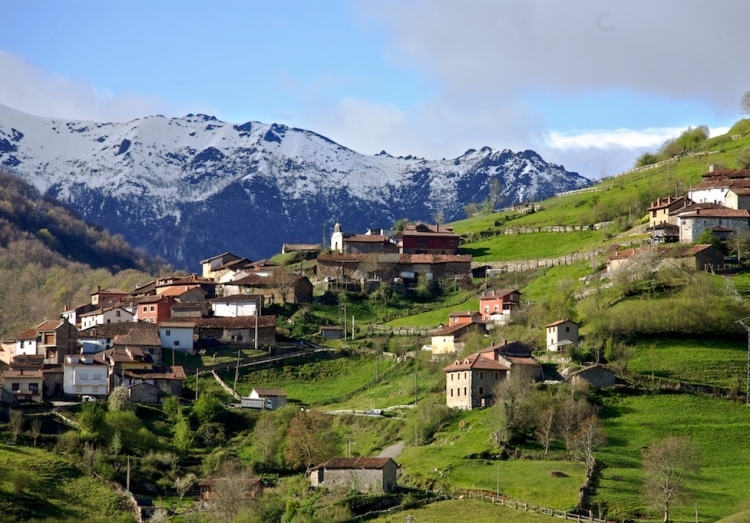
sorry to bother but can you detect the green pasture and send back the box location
[385,297,480,327]
[0,445,128,521]
[373,499,573,523]
[461,230,605,262]
[628,338,748,389]
[398,409,586,510]
[595,392,750,522]
[521,262,594,303]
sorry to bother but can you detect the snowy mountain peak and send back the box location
[0,104,590,268]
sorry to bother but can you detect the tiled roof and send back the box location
[171,302,206,310]
[200,252,240,264]
[317,253,471,264]
[481,340,535,357]
[36,320,64,332]
[160,321,196,328]
[252,388,287,397]
[80,322,159,339]
[502,355,541,366]
[157,285,206,297]
[124,365,187,380]
[207,294,263,303]
[90,288,128,296]
[137,295,177,304]
[480,288,520,299]
[546,319,576,328]
[646,196,688,211]
[315,457,394,470]
[449,311,479,317]
[569,364,614,377]
[16,328,37,340]
[443,352,510,372]
[431,321,486,337]
[94,347,153,364]
[2,369,43,378]
[79,306,131,318]
[401,223,457,237]
[345,235,390,243]
[114,330,161,346]
[170,315,277,329]
[678,207,750,218]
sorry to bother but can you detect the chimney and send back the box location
[503,339,508,346]
[696,208,700,215]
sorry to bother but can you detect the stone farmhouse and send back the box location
[309,457,399,493]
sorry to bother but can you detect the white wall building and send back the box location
[159,322,195,351]
[209,295,262,317]
[677,207,750,242]
[79,307,135,330]
[545,319,579,352]
[63,356,109,396]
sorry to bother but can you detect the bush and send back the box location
[634,152,659,168]
[735,146,750,169]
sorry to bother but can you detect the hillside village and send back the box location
[2,152,750,523]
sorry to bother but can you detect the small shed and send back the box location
[569,364,616,388]
[320,326,344,340]
[199,477,264,503]
[128,382,161,403]
[249,388,287,410]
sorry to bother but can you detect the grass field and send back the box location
[398,409,586,510]
[461,230,605,262]
[595,391,750,521]
[0,445,129,521]
[385,297,480,327]
[628,338,748,389]
[372,499,571,523]
[521,262,594,303]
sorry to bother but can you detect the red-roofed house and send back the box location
[448,310,482,325]
[479,289,521,323]
[545,319,579,352]
[430,322,488,355]
[394,223,460,254]
[676,206,750,242]
[137,295,177,324]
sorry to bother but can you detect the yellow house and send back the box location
[1,367,44,402]
[430,322,488,356]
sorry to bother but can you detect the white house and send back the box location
[63,355,109,396]
[209,295,263,318]
[545,319,579,352]
[79,307,135,330]
[159,321,195,351]
[14,328,38,357]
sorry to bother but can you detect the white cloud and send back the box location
[545,127,686,150]
[0,51,187,122]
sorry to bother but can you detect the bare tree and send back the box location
[490,368,536,446]
[148,508,170,523]
[573,414,606,470]
[30,418,42,447]
[741,91,750,114]
[534,406,556,459]
[174,473,198,501]
[555,396,593,458]
[108,386,134,412]
[211,461,255,523]
[463,202,479,219]
[643,437,701,523]
[269,267,297,304]
[283,409,340,472]
[9,411,23,444]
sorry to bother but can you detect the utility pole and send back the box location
[126,456,131,493]
[195,368,199,401]
[735,317,750,405]
[496,462,500,497]
[352,315,355,340]
[233,348,241,393]
[342,304,347,341]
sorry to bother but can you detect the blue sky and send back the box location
[1,0,749,177]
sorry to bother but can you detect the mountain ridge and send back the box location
[0,104,590,269]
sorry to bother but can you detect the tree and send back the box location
[573,413,606,469]
[741,91,750,114]
[269,267,297,304]
[555,396,593,458]
[108,386,134,412]
[463,202,479,219]
[211,461,256,523]
[174,473,198,501]
[643,437,701,523]
[534,406,556,459]
[727,229,750,263]
[192,394,225,425]
[253,412,281,469]
[490,368,536,446]
[173,414,194,451]
[736,146,750,169]
[635,152,659,168]
[9,411,23,444]
[283,410,340,472]
[433,208,444,225]
[489,178,502,205]
[30,418,42,447]
[393,218,408,232]
[108,429,122,456]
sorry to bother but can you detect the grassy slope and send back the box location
[595,392,750,521]
[0,445,128,521]
[372,499,570,523]
[398,409,586,510]
[628,338,748,388]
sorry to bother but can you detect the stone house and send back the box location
[179,316,277,345]
[443,352,509,409]
[676,207,750,242]
[343,235,399,255]
[199,477,264,505]
[171,302,209,318]
[122,366,186,397]
[545,319,579,352]
[309,457,398,493]
[569,364,616,388]
[113,329,163,365]
[36,319,78,364]
[320,326,344,340]
[316,253,472,283]
[664,244,725,271]
[127,382,161,403]
[222,273,313,304]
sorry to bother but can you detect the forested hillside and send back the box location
[0,170,172,339]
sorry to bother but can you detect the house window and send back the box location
[76,385,82,393]
[450,389,453,397]
[92,386,99,394]
[174,341,180,347]
[494,372,499,380]
[494,305,499,311]
[165,329,171,336]
[484,306,489,312]
[463,372,466,379]
[464,387,467,395]
[566,326,569,332]
[450,374,453,381]
[93,374,102,381]
[116,310,121,317]
[29,383,39,394]
[150,306,155,312]
[106,319,111,324]
[457,388,460,396]
[142,306,148,313]
[479,371,484,379]
[80,373,89,381]
[478,386,484,396]
[11,383,19,391]
[150,318,155,323]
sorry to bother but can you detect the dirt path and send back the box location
[378,440,404,459]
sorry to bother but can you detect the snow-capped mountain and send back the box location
[0,103,590,269]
